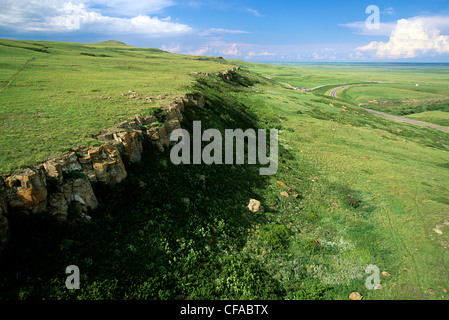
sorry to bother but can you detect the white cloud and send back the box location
[357,16,449,58]
[312,52,321,60]
[340,21,396,36]
[161,43,181,53]
[246,8,264,17]
[187,47,210,56]
[311,48,338,60]
[84,0,175,16]
[382,7,395,15]
[245,51,277,59]
[221,43,240,56]
[348,51,364,60]
[0,0,190,36]
[199,28,250,36]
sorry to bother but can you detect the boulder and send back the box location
[349,292,363,300]
[247,199,264,213]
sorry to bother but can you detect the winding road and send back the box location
[327,84,449,133]
[328,84,363,98]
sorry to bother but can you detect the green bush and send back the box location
[258,224,291,249]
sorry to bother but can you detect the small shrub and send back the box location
[258,224,291,249]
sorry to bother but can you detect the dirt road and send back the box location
[328,85,449,133]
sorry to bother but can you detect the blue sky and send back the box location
[1,0,449,61]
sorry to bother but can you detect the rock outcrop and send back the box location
[0,67,240,252]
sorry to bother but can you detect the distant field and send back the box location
[0,39,234,174]
[242,62,449,130]
[233,61,449,89]
[338,83,449,104]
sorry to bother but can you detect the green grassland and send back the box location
[0,39,233,174]
[1,41,449,301]
[406,111,449,127]
[232,61,449,299]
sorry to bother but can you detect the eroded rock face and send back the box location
[47,177,98,219]
[0,68,239,251]
[81,144,128,185]
[4,168,48,214]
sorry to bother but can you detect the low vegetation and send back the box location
[0,39,234,174]
[1,40,449,300]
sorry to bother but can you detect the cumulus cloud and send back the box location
[187,47,210,56]
[161,43,181,53]
[0,0,190,36]
[357,16,449,58]
[221,43,240,56]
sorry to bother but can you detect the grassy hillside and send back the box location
[0,39,234,174]
[231,61,449,299]
[406,111,449,127]
[1,42,449,301]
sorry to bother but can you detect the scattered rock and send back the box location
[437,286,448,293]
[349,292,363,300]
[247,199,264,213]
[276,181,288,188]
[381,271,391,277]
[433,221,449,235]
[280,191,289,197]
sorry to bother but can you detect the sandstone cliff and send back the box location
[0,66,240,252]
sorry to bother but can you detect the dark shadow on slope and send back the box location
[0,71,291,300]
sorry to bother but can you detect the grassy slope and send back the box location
[406,111,449,127]
[0,39,234,174]
[1,46,449,300]
[232,61,449,299]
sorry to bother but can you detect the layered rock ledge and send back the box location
[0,93,207,252]
[0,66,240,252]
